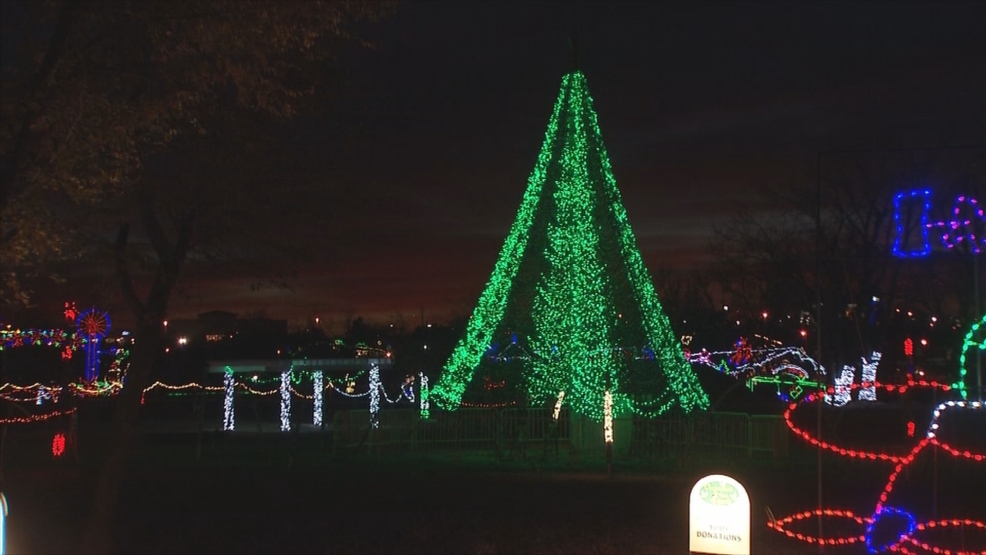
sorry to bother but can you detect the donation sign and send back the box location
[688,474,750,555]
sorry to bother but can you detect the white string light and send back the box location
[828,365,854,407]
[927,400,982,440]
[603,389,613,444]
[688,345,827,378]
[369,364,380,429]
[279,369,291,432]
[313,371,323,427]
[552,391,565,421]
[859,351,881,401]
[223,370,235,431]
[419,372,430,419]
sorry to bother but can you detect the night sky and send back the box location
[35,1,986,329]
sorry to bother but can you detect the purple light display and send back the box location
[892,189,984,257]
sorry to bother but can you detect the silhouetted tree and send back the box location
[708,149,984,375]
[1,1,392,551]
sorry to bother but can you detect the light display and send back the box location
[401,375,416,403]
[313,371,323,426]
[76,307,111,383]
[1,383,62,403]
[830,365,855,407]
[954,314,985,400]
[279,369,291,432]
[0,407,76,425]
[431,70,708,421]
[552,391,565,421]
[768,380,984,553]
[52,433,66,458]
[0,328,83,353]
[688,344,825,381]
[927,195,984,253]
[5,365,436,430]
[603,389,613,444]
[369,363,380,429]
[893,189,985,257]
[892,189,932,258]
[419,372,430,419]
[746,374,824,402]
[858,352,881,402]
[223,370,235,431]
[68,380,122,398]
[0,308,129,386]
[689,341,826,402]
[244,368,366,388]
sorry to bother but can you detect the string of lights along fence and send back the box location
[205,364,415,432]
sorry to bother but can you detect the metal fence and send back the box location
[331,408,788,462]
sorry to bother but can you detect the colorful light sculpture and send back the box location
[431,70,708,421]
[76,307,110,383]
[893,189,985,257]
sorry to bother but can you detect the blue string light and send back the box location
[865,506,916,553]
[892,189,932,258]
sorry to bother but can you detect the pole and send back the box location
[815,151,825,553]
[974,255,982,401]
[932,387,938,518]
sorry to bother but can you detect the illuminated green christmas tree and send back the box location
[432,70,709,421]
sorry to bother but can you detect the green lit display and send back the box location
[431,71,709,420]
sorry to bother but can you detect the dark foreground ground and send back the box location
[2,421,984,555]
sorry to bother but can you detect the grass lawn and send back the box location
[2,417,982,554]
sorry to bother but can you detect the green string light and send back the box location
[954,313,986,400]
[432,71,709,421]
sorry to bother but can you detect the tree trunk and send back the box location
[80,316,163,554]
[83,210,191,552]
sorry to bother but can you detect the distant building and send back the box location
[165,311,287,344]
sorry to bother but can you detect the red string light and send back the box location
[767,508,870,546]
[899,519,986,555]
[770,380,984,553]
[0,406,77,424]
[52,432,66,457]
[460,400,517,408]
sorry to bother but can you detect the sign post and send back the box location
[689,474,750,555]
